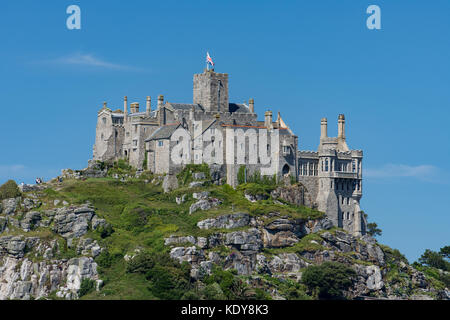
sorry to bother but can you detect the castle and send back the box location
[93,68,366,236]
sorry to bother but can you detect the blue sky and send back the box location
[0,0,449,262]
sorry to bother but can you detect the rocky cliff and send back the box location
[0,163,448,300]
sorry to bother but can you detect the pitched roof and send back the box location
[168,103,204,112]
[228,103,250,113]
[145,123,181,141]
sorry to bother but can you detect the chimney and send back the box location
[265,110,273,129]
[157,95,164,109]
[249,98,254,113]
[130,102,139,113]
[123,96,128,122]
[321,118,328,139]
[146,96,151,116]
[338,114,345,139]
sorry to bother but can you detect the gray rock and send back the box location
[366,265,384,290]
[1,198,19,215]
[193,172,206,180]
[52,206,95,239]
[170,246,205,265]
[164,235,196,246]
[197,213,250,229]
[189,181,204,188]
[0,217,7,234]
[162,174,179,193]
[189,198,221,214]
[193,191,209,200]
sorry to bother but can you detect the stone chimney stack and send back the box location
[265,110,273,129]
[130,102,139,113]
[146,96,151,116]
[157,95,164,109]
[249,98,254,113]
[338,114,345,139]
[321,118,328,139]
[123,96,128,122]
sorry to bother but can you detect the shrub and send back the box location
[301,262,356,299]
[79,278,96,297]
[0,180,21,201]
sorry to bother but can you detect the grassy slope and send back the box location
[35,176,322,299]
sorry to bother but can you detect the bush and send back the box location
[301,262,356,299]
[0,180,21,201]
[79,278,96,297]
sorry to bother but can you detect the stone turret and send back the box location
[193,69,229,112]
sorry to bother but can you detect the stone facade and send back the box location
[92,68,365,235]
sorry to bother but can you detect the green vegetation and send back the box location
[79,278,96,297]
[301,261,356,299]
[411,246,450,289]
[177,163,211,186]
[0,180,21,201]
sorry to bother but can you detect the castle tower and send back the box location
[193,69,229,112]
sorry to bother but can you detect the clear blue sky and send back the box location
[0,0,449,262]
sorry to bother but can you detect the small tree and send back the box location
[439,246,450,261]
[301,262,356,299]
[418,249,449,271]
[367,222,382,238]
[0,180,21,201]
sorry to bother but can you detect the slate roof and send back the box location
[145,123,180,141]
[228,103,250,113]
[169,103,204,112]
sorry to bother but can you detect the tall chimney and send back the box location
[124,96,128,122]
[146,96,151,116]
[321,118,328,139]
[265,110,273,129]
[338,114,345,139]
[157,95,164,109]
[249,98,254,113]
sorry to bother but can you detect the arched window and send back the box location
[102,117,106,124]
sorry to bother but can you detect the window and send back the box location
[325,159,329,171]
[133,140,137,147]
[102,117,106,124]
[352,160,356,172]
[101,133,104,140]
[158,141,163,147]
